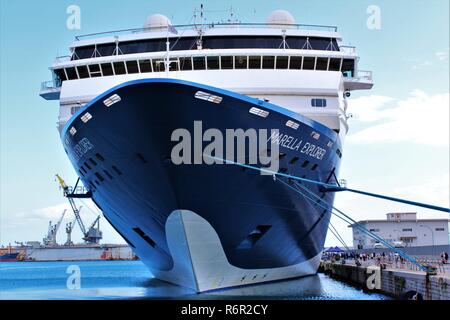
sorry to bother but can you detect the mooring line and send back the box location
[279,176,425,270]
[203,155,436,271]
[204,155,450,213]
[290,180,429,271]
[329,221,351,251]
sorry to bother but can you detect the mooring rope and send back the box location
[290,180,429,271]
[205,155,449,213]
[329,221,351,251]
[276,176,428,271]
[204,155,437,272]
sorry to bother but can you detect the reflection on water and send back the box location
[0,260,390,300]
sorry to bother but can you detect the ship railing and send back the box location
[343,69,373,82]
[339,45,356,54]
[354,70,373,81]
[54,55,71,63]
[74,22,338,41]
[41,80,61,91]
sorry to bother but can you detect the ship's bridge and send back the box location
[40,10,373,139]
[40,12,373,101]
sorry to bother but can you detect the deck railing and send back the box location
[355,70,373,81]
[74,22,338,41]
[41,80,61,91]
[54,55,71,63]
[339,45,356,54]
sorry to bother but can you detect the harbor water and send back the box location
[0,260,390,300]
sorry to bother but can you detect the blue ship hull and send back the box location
[0,252,19,262]
[62,79,342,291]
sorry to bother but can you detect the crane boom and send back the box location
[54,209,67,236]
[56,174,87,235]
[55,174,103,244]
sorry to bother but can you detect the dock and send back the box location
[319,258,450,300]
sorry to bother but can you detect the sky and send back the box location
[0,0,449,248]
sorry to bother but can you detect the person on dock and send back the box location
[441,251,448,264]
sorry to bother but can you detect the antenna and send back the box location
[195,3,205,50]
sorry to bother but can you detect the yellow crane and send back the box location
[55,174,102,244]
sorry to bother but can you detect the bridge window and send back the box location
[88,64,102,77]
[59,53,351,83]
[276,56,288,69]
[221,56,233,69]
[72,36,340,61]
[235,56,247,69]
[77,65,89,78]
[101,63,114,76]
[65,67,78,80]
[402,228,413,232]
[97,43,115,57]
[262,56,275,69]
[169,59,179,71]
[54,69,67,82]
[342,59,355,77]
[316,57,328,71]
[303,57,315,70]
[207,56,219,70]
[248,56,261,69]
[113,61,126,75]
[329,58,341,71]
[289,56,302,69]
[179,57,192,70]
[152,60,165,72]
[311,98,327,107]
[139,59,152,72]
[193,56,206,70]
[126,61,139,74]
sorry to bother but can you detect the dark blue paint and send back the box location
[62,79,342,272]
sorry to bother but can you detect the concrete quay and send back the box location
[319,260,450,300]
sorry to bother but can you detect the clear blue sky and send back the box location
[1,0,448,247]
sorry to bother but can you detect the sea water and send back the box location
[0,260,390,300]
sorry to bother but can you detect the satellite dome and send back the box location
[266,10,296,28]
[144,14,172,30]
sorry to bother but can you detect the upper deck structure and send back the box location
[40,10,373,137]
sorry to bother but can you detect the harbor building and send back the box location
[350,212,450,250]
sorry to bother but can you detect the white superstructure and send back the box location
[40,10,373,146]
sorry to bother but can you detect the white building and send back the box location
[350,212,450,249]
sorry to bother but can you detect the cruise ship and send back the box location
[40,9,373,292]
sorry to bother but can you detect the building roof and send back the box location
[348,219,450,227]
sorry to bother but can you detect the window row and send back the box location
[72,36,340,60]
[311,98,327,107]
[54,56,355,82]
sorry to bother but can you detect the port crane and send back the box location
[64,215,78,246]
[42,209,66,246]
[56,174,103,244]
